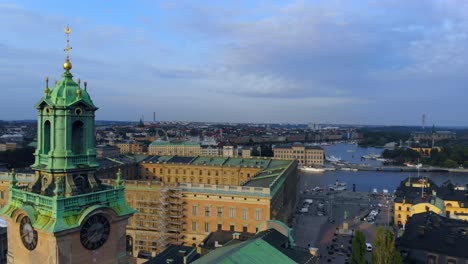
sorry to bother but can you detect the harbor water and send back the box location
[300,143,468,192]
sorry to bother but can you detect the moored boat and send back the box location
[300,166,325,173]
[329,180,347,191]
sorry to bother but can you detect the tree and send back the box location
[350,230,366,264]
[443,159,458,168]
[372,226,402,264]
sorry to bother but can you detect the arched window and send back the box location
[126,235,133,255]
[43,120,51,154]
[72,121,84,154]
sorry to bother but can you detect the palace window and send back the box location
[255,209,262,221]
[242,209,248,220]
[204,222,210,233]
[192,205,198,216]
[229,208,236,218]
[217,207,223,217]
[205,206,211,217]
[192,221,197,232]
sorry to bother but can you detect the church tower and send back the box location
[0,27,135,264]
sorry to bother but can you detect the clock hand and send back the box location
[21,229,33,239]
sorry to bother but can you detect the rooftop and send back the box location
[194,228,315,264]
[143,244,198,264]
[150,141,200,146]
[397,212,468,260]
[395,177,468,206]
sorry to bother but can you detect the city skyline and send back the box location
[1,0,467,126]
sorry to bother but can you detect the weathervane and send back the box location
[64,26,72,60]
[63,26,73,71]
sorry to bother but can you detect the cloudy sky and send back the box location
[1,0,467,125]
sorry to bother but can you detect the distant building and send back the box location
[394,178,468,227]
[397,212,468,264]
[0,143,16,152]
[241,148,251,158]
[201,145,220,157]
[412,131,456,143]
[383,142,397,150]
[95,144,121,158]
[273,143,324,166]
[0,134,23,143]
[148,141,201,156]
[115,141,147,154]
[411,147,439,158]
[222,145,237,157]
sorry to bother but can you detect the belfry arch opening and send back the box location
[72,121,84,155]
[43,120,51,154]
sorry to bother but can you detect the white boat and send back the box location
[405,163,422,168]
[341,167,358,172]
[300,166,325,173]
[326,155,341,162]
[329,180,347,191]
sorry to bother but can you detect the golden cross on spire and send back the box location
[63,25,73,71]
[64,25,72,60]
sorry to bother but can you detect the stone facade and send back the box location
[274,143,324,166]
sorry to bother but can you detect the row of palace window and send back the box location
[191,205,262,220]
[191,222,258,233]
[276,150,323,154]
[146,167,251,177]
[276,155,323,159]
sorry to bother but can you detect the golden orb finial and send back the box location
[63,61,72,71]
[76,88,82,97]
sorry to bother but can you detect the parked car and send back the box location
[366,243,373,252]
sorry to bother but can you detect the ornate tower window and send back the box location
[43,120,51,154]
[72,121,84,155]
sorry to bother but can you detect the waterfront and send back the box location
[307,143,468,192]
[299,170,468,193]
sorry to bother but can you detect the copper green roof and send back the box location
[35,71,96,110]
[191,157,227,166]
[193,238,297,264]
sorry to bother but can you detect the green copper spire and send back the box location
[32,27,98,174]
[116,168,123,187]
[10,168,17,188]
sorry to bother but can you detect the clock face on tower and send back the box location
[80,214,110,250]
[20,216,38,250]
